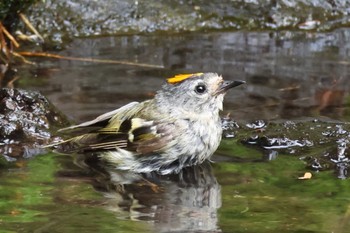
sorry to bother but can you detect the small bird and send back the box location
[52,73,244,174]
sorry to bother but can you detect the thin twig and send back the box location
[6,75,19,88]
[19,13,44,42]
[0,25,10,62]
[0,22,20,48]
[12,51,36,65]
[18,51,164,68]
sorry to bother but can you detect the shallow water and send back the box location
[19,30,350,122]
[2,30,350,232]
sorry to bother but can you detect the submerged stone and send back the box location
[235,119,350,179]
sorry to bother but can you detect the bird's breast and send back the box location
[171,113,222,163]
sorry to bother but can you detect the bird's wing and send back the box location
[56,117,175,155]
[53,100,175,155]
[58,101,144,134]
[127,118,175,155]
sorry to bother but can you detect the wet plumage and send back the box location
[51,73,244,174]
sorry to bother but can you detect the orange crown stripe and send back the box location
[167,73,204,84]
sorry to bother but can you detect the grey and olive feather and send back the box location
[52,73,245,174]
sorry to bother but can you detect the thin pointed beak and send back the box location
[215,80,245,95]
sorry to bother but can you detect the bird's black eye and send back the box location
[195,84,207,94]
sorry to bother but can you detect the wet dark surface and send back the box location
[0,88,68,161]
[24,0,350,45]
[2,29,350,232]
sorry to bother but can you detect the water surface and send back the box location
[2,30,350,232]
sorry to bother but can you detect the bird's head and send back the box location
[155,73,245,115]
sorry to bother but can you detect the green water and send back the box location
[0,154,153,232]
[1,150,349,232]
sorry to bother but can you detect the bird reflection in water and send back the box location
[58,154,222,232]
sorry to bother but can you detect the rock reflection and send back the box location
[72,156,222,232]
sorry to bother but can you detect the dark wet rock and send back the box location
[245,135,313,149]
[0,88,69,163]
[221,116,240,138]
[246,120,267,130]
[21,0,350,46]
[0,0,36,29]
